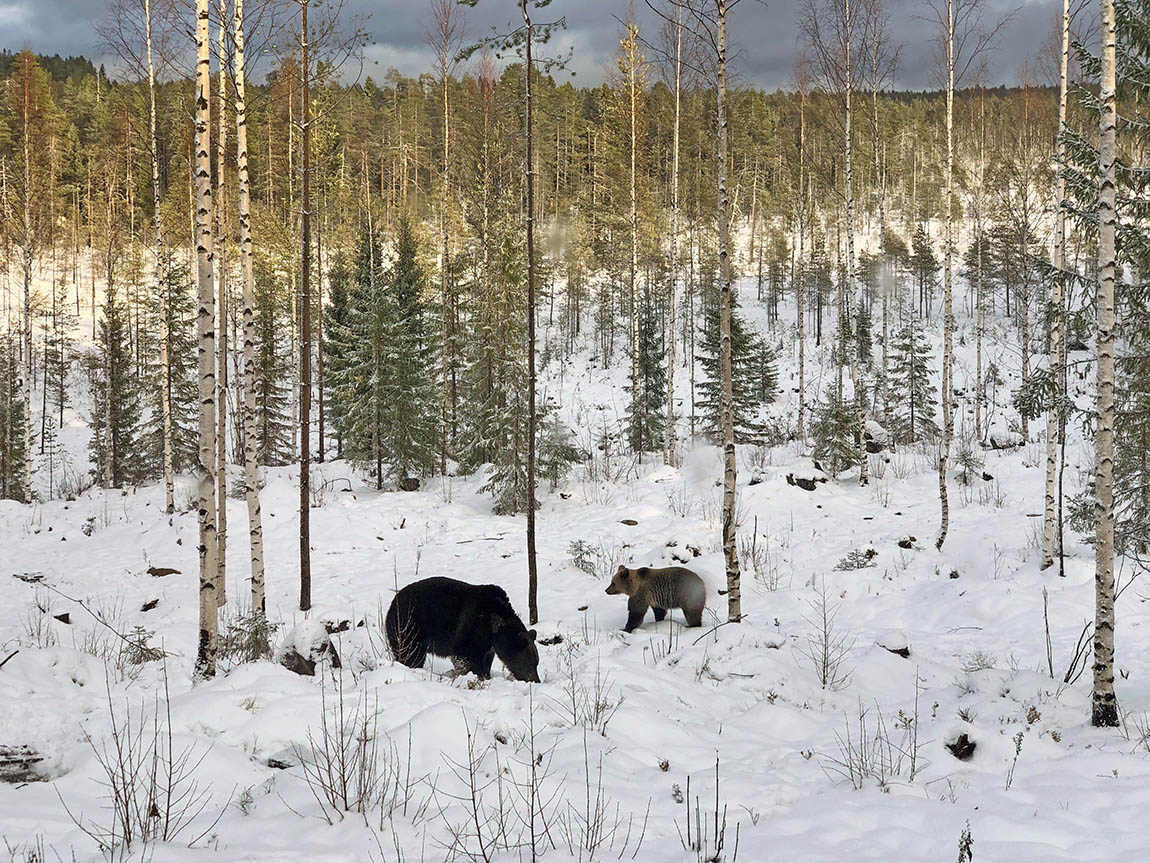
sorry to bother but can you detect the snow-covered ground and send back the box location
[2,267,1148,863]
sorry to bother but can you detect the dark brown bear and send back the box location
[385,576,540,682]
[605,565,706,632]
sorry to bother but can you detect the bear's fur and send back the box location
[385,576,540,682]
[605,565,706,632]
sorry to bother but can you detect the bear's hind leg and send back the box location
[394,640,427,669]
[652,607,667,622]
[683,606,704,628]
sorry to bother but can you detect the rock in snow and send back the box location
[275,620,342,676]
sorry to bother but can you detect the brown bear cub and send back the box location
[605,565,706,632]
[386,577,540,682]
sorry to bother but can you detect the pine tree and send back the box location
[888,321,939,443]
[626,283,666,454]
[88,284,145,488]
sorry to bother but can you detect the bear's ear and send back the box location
[615,564,627,576]
[528,629,537,641]
[637,566,650,577]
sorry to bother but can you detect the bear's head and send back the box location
[493,623,540,683]
[605,565,647,596]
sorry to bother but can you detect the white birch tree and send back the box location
[234,0,265,615]
[194,0,220,681]
[1092,0,1118,729]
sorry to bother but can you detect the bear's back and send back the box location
[636,566,705,610]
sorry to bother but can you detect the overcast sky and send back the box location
[1,0,1064,90]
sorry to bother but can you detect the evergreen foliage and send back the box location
[460,217,533,514]
[888,321,939,443]
[626,284,666,454]
[252,255,295,466]
[909,225,939,318]
[88,285,145,487]
[0,336,28,502]
[381,216,438,482]
[141,263,197,474]
[811,387,860,477]
[697,296,776,444]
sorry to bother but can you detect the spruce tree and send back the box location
[698,297,776,443]
[888,321,939,443]
[460,215,535,514]
[45,277,76,431]
[910,225,939,319]
[88,285,145,487]
[252,255,295,466]
[626,283,666,454]
[327,229,389,486]
[141,263,197,475]
[0,335,28,502]
[380,215,438,483]
[323,250,353,460]
[811,386,859,476]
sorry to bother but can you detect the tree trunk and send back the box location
[145,0,174,516]
[936,0,954,551]
[1042,0,1070,570]
[665,8,682,467]
[844,0,867,486]
[21,57,33,502]
[627,20,640,455]
[216,0,229,608]
[797,84,807,441]
[235,0,265,615]
[299,0,313,612]
[523,0,539,626]
[1092,0,1118,729]
[717,0,742,623]
[194,0,219,681]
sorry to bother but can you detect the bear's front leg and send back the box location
[624,596,649,633]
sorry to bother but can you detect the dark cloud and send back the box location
[1,0,1062,90]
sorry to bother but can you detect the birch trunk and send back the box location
[844,0,867,486]
[936,0,954,551]
[797,84,807,441]
[717,0,742,623]
[872,9,887,419]
[1042,0,1070,570]
[665,8,682,467]
[216,0,229,608]
[1092,0,1118,728]
[235,0,265,614]
[194,0,219,681]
